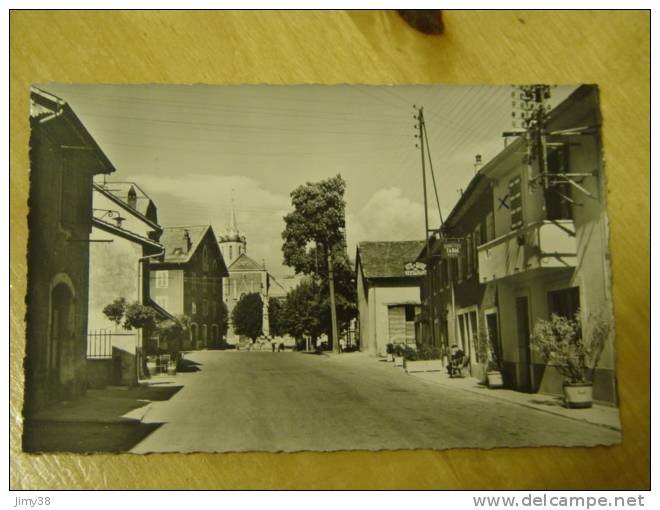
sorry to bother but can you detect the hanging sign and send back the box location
[404,261,426,276]
[443,240,462,258]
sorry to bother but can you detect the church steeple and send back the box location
[218,191,247,266]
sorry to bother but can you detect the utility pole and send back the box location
[416,106,436,347]
[327,246,340,354]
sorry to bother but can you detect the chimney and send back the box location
[127,185,137,210]
[183,229,192,252]
[474,154,483,173]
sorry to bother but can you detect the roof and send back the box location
[30,87,115,175]
[159,225,212,264]
[228,252,265,272]
[269,274,304,298]
[148,298,177,322]
[93,182,161,232]
[96,181,156,218]
[356,240,426,279]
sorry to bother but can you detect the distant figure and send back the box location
[447,344,466,377]
[278,342,285,352]
[271,337,276,352]
[339,338,346,353]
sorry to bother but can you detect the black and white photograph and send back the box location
[22,83,621,453]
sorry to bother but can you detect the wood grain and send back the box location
[9,10,650,490]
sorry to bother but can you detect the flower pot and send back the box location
[387,353,394,362]
[167,362,177,375]
[487,371,504,389]
[563,382,593,408]
[146,361,158,377]
[393,356,404,367]
[405,359,444,373]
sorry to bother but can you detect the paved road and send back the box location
[132,350,620,453]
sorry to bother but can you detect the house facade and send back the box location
[477,85,615,402]
[150,225,229,350]
[25,87,115,413]
[416,172,499,378]
[417,85,616,403]
[355,241,425,356]
[87,182,169,386]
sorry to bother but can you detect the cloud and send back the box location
[121,173,293,274]
[346,187,427,257]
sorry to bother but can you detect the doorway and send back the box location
[49,283,75,401]
[515,296,532,392]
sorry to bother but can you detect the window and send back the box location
[156,270,169,289]
[405,305,416,322]
[547,287,580,319]
[473,226,480,273]
[486,211,495,241]
[545,145,573,221]
[229,245,233,261]
[457,247,464,283]
[466,234,473,278]
[202,246,209,272]
[509,176,523,230]
[203,299,209,316]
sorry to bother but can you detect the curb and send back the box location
[408,372,622,432]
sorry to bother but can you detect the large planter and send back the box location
[404,359,444,373]
[386,353,394,362]
[393,356,404,367]
[487,371,504,389]
[563,381,593,408]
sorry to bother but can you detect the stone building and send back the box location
[25,87,115,412]
[150,225,229,349]
[218,206,270,345]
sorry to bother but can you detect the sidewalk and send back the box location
[329,352,621,431]
[408,369,622,431]
[26,378,183,424]
[23,378,184,452]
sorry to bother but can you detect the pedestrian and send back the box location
[271,337,276,352]
[339,337,346,353]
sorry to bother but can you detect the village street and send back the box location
[131,350,620,453]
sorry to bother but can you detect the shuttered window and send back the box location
[509,176,523,230]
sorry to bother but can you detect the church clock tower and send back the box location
[218,199,247,266]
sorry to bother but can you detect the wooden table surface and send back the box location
[9,10,650,490]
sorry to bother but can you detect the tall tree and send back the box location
[268,297,287,338]
[282,175,348,351]
[231,292,263,341]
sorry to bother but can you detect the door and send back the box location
[485,312,502,370]
[49,283,74,401]
[515,296,532,392]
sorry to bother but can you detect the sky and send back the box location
[39,83,576,276]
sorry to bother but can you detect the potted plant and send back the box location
[477,329,504,389]
[531,309,610,408]
[404,344,444,373]
[385,343,395,362]
[393,343,405,367]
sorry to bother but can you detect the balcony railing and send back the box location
[477,220,576,283]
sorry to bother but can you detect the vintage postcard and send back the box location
[22,84,621,453]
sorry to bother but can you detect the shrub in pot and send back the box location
[392,343,406,366]
[386,343,395,362]
[477,329,503,388]
[531,309,610,408]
